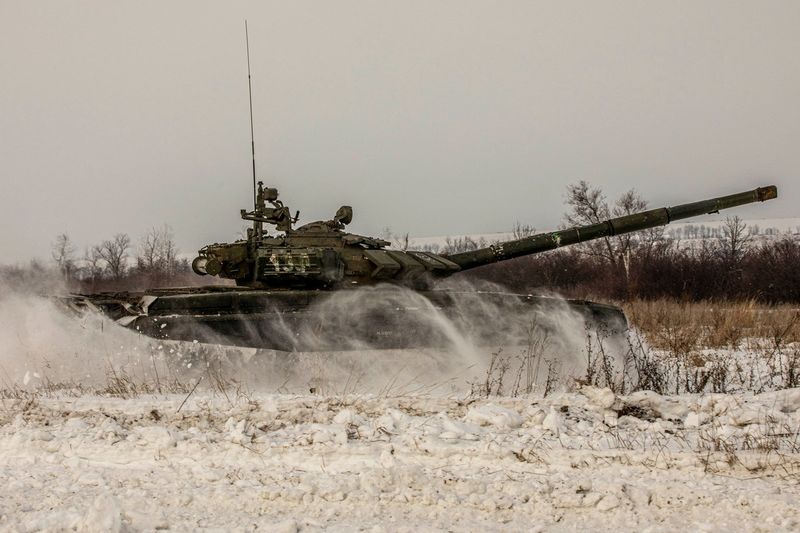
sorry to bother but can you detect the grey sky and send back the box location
[1,1,798,263]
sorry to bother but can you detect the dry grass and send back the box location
[624,299,800,352]
[616,299,800,394]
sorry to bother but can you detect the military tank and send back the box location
[64,183,777,351]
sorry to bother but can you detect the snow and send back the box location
[1,387,799,531]
[2,286,800,530]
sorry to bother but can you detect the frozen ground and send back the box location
[2,288,800,531]
[2,386,799,532]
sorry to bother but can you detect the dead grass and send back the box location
[615,299,800,394]
[624,299,800,351]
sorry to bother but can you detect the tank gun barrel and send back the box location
[448,185,778,271]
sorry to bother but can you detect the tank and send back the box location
[64,184,777,351]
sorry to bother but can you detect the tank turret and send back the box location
[192,184,778,290]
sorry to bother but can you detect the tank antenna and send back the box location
[245,20,257,210]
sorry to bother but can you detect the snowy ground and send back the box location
[2,387,799,532]
[2,290,800,531]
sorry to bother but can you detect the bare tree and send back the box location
[160,228,178,276]
[718,216,751,264]
[51,233,76,279]
[563,182,655,295]
[442,235,487,254]
[99,233,131,280]
[564,181,611,224]
[563,181,616,266]
[612,189,648,253]
[638,225,667,259]
[612,188,650,279]
[82,245,105,282]
[138,227,160,272]
[512,221,536,240]
[563,182,652,267]
[137,225,178,276]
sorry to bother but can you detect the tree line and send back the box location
[48,225,195,291]
[7,181,797,302]
[459,181,800,303]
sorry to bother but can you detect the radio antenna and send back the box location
[245,20,257,209]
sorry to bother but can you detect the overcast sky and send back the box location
[1,1,798,263]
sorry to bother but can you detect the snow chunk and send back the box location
[78,494,123,533]
[309,424,348,445]
[438,413,482,440]
[136,426,176,448]
[684,412,703,428]
[729,406,763,427]
[333,408,367,426]
[465,403,524,429]
[624,390,689,421]
[542,407,564,437]
[762,388,800,413]
[581,386,617,410]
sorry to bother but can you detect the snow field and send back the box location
[2,386,799,532]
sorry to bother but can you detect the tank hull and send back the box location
[64,287,627,351]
